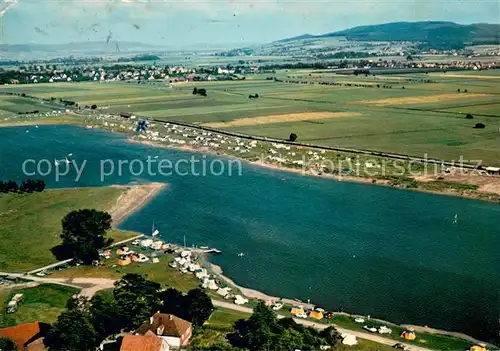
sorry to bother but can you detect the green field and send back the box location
[0,284,79,328]
[0,96,55,117]
[0,188,137,272]
[1,69,499,165]
[50,249,198,292]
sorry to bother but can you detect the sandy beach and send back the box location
[109,182,167,225]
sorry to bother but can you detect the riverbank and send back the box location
[109,182,167,226]
[3,116,500,203]
[128,136,500,203]
[203,255,495,349]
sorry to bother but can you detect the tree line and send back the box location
[42,272,341,351]
[44,273,214,351]
[0,179,45,193]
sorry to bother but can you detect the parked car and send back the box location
[363,326,377,333]
[392,343,408,350]
[295,313,308,319]
[378,325,392,334]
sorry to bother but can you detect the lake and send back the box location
[0,125,498,340]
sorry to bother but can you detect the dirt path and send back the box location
[0,273,116,297]
[212,300,432,351]
[109,182,166,226]
[72,278,116,297]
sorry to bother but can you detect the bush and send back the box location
[288,133,298,142]
[474,123,486,129]
[465,114,473,119]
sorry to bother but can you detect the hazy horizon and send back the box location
[0,0,499,46]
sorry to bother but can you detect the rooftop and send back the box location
[120,334,162,351]
[137,313,191,338]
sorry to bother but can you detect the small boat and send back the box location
[238,252,245,257]
[152,221,159,236]
[54,159,60,166]
[64,157,71,164]
[453,214,458,224]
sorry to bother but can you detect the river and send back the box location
[0,125,498,340]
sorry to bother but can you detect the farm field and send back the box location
[0,69,499,165]
[0,188,137,272]
[0,96,55,117]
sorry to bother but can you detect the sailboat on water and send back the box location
[152,221,160,237]
[453,214,458,224]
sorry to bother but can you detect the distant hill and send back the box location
[276,34,316,43]
[278,21,500,49]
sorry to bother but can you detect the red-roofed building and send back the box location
[119,334,168,351]
[0,322,48,350]
[137,313,192,349]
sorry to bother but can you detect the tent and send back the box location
[401,328,416,340]
[341,333,358,346]
[118,256,131,266]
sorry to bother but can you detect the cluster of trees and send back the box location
[59,98,77,106]
[59,209,113,264]
[44,274,214,351]
[17,110,40,115]
[248,94,259,99]
[117,54,161,62]
[193,87,208,97]
[0,337,17,351]
[0,179,45,193]
[224,301,341,351]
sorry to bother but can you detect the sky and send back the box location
[0,0,499,46]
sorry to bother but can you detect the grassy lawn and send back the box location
[322,315,473,351]
[50,250,198,292]
[0,188,137,272]
[204,307,249,332]
[0,284,79,328]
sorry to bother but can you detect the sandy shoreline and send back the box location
[0,120,73,128]
[109,182,167,226]
[127,137,500,202]
[205,258,492,347]
[127,137,390,186]
[208,261,315,310]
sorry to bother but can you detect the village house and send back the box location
[137,313,192,349]
[120,334,169,351]
[0,322,49,350]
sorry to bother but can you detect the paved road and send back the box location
[212,300,433,351]
[0,271,433,351]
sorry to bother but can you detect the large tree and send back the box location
[232,301,280,350]
[0,337,18,351]
[45,309,100,351]
[113,274,162,330]
[183,288,214,326]
[159,288,184,317]
[60,209,113,264]
[89,295,123,339]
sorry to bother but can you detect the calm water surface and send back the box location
[0,125,498,340]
